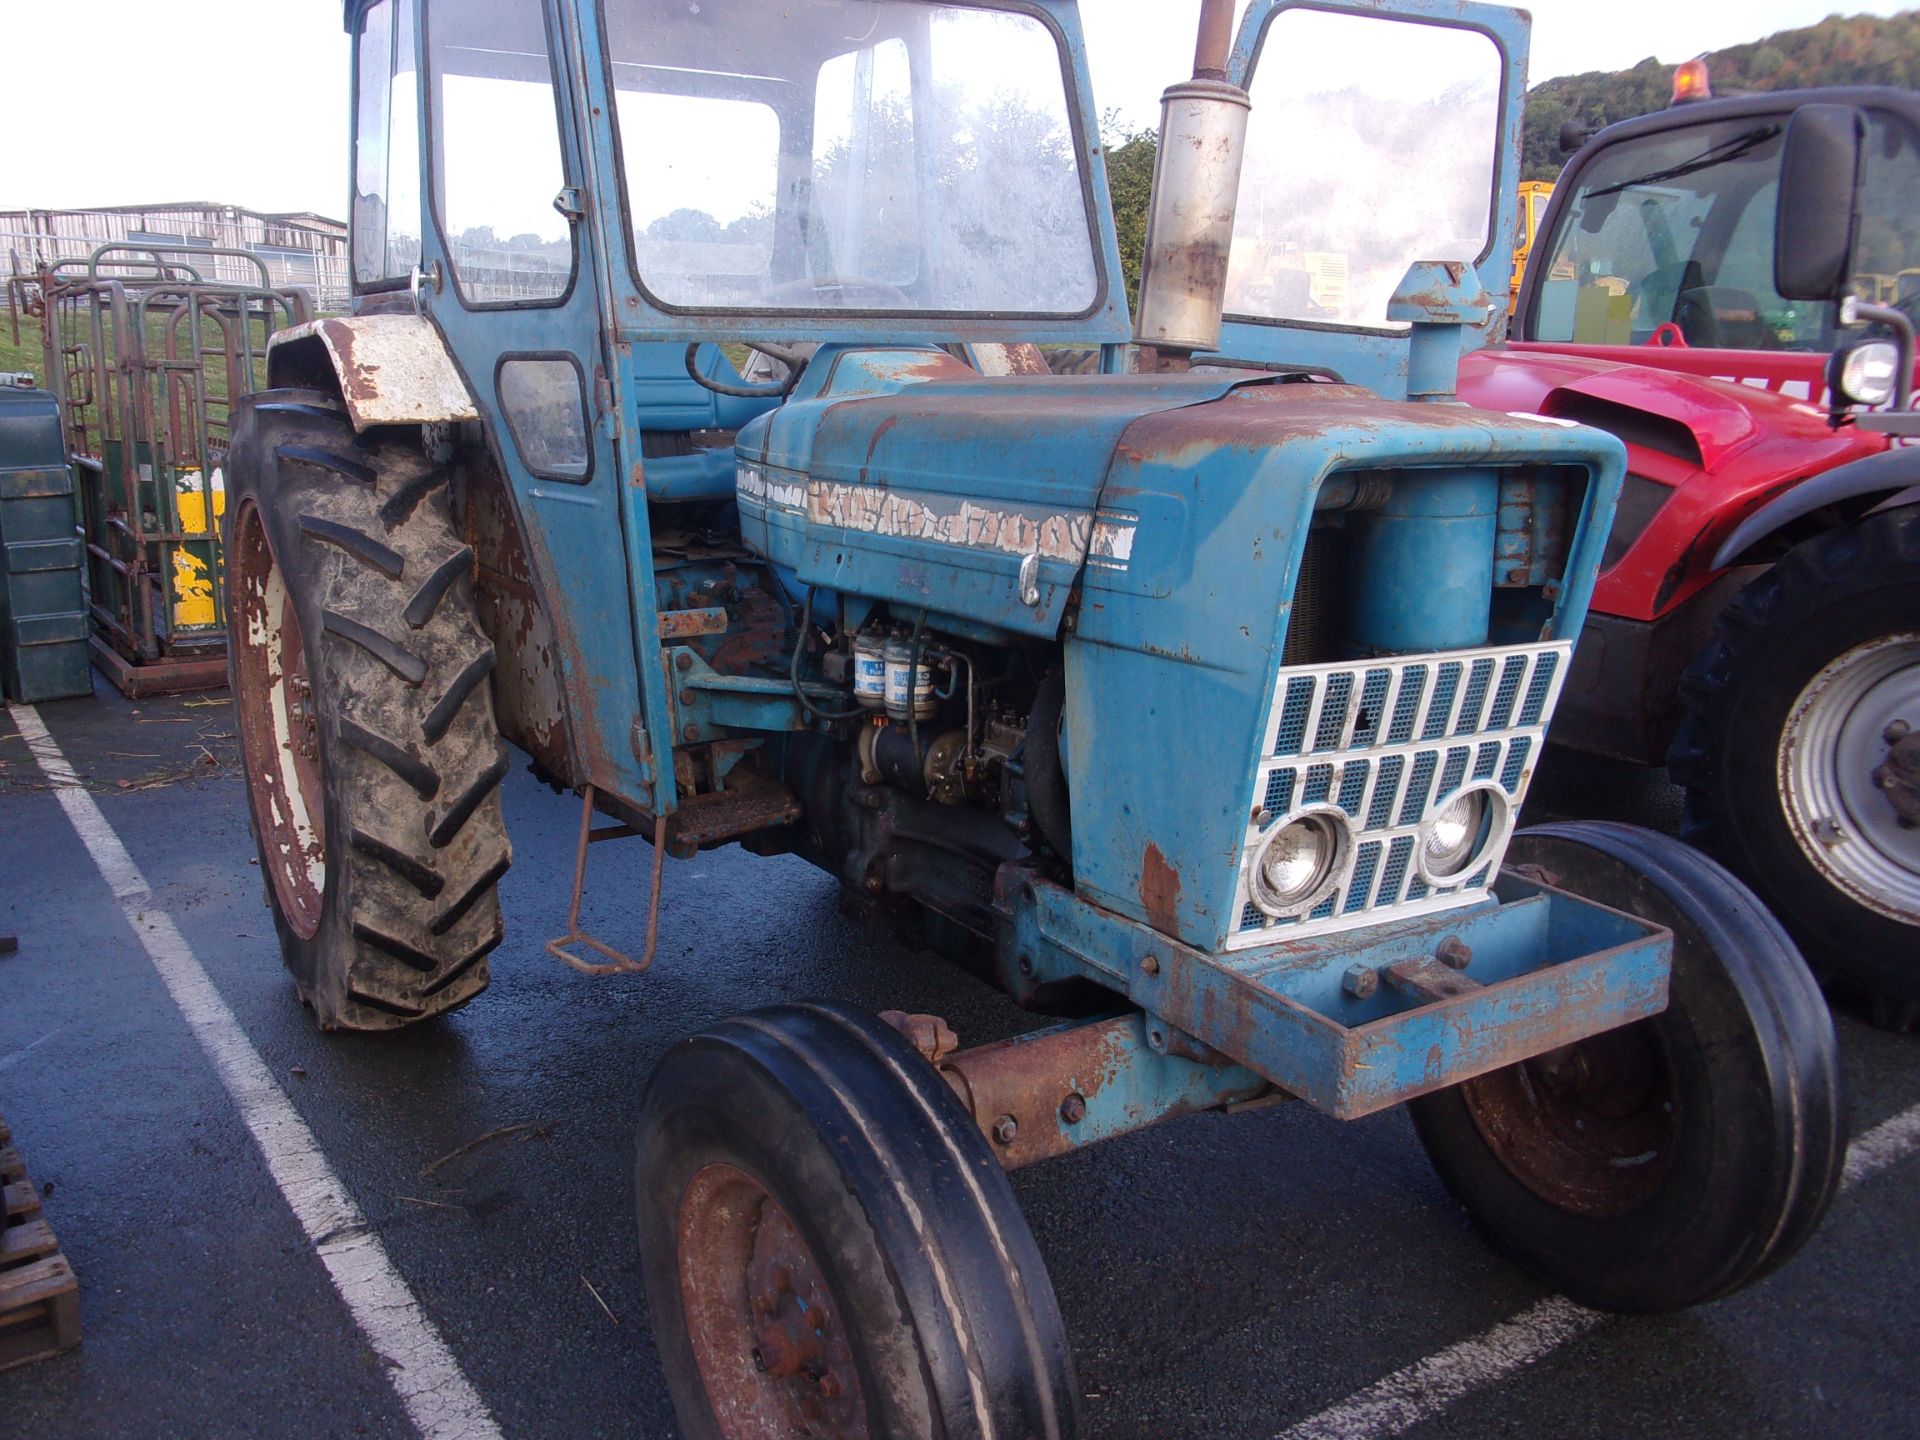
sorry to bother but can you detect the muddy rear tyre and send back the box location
[225,389,510,1031]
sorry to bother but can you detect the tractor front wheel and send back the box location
[1409,822,1845,1313]
[225,390,511,1030]
[636,1002,1080,1440]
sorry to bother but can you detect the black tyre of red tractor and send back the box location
[225,389,511,1031]
[1669,506,1920,1006]
[635,1001,1080,1440]
[1409,822,1845,1314]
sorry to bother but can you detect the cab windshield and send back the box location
[602,0,1101,316]
[1527,111,1920,350]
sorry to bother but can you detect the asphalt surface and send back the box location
[0,679,1914,1440]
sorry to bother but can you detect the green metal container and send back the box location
[0,386,90,703]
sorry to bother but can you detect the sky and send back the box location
[1,1,1914,219]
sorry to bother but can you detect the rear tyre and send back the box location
[1669,507,1920,1004]
[636,1001,1079,1440]
[1410,822,1845,1313]
[225,389,511,1031]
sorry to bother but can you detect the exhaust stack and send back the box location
[1131,0,1251,367]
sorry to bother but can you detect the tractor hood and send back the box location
[736,347,1633,951]
[1457,346,1880,477]
[734,348,1272,638]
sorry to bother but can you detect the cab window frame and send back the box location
[422,0,582,312]
[1226,3,1512,336]
[352,0,425,295]
[590,0,1111,323]
[494,351,596,483]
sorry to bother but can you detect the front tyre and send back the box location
[1670,506,1920,1004]
[225,390,511,1030]
[1410,823,1845,1314]
[636,1002,1079,1440]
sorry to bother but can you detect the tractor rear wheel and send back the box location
[1670,506,1920,1007]
[636,1001,1080,1440]
[225,389,511,1030]
[1409,822,1844,1313]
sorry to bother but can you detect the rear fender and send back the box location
[266,315,480,432]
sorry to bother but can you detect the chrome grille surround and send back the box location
[1228,640,1573,949]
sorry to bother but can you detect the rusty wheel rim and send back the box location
[678,1163,869,1440]
[232,500,328,939]
[1458,1020,1678,1217]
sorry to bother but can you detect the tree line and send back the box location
[1523,9,1920,178]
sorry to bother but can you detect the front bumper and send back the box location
[1003,866,1671,1120]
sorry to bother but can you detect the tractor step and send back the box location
[665,768,801,857]
[0,1116,81,1373]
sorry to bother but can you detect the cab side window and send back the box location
[427,0,576,306]
[353,0,423,288]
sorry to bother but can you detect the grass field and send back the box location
[0,300,44,381]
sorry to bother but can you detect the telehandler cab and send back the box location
[228,1,1843,1432]
[1458,84,1920,1020]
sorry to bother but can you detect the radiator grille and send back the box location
[1229,641,1571,948]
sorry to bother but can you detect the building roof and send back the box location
[5,201,345,233]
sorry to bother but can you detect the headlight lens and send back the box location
[1252,809,1351,917]
[1417,784,1513,886]
[1832,339,1900,409]
[1423,791,1486,877]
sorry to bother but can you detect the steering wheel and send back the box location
[762,274,913,307]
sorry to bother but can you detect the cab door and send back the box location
[1204,0,1532,397]
[400,0,666,809]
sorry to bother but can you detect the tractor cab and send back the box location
[1510,83,1920,409]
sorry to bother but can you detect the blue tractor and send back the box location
[228,1,1844,1432]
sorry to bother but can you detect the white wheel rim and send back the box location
[1777,631,1920,925]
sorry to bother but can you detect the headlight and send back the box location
[1416,783,1512,886]
[1251,807,1353,917]
[1828,338,1901,409]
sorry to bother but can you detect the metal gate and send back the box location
[7,244,312,694]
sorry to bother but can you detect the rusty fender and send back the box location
[267,314,479,431]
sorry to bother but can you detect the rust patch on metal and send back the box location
[657,607,730,640]
[879,1010,960,1066]
[937,1015,1267,1169]
[939,1018,1131,1169]
[710,582,786,673]
[677,1163,869,1438]
[271,315,478,431]
[230,500,327,940]
[859,413,900,483]
[1456,1021,1676,1217]
[1139,842,1182,936]
[665,767,801,858]
[970,342,1053,377]
[466,450,576,785]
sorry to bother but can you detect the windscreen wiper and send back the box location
[1586,123,1783,199]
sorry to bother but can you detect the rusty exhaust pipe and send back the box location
[1132,0,1251,367]
[1192,0,1236,80]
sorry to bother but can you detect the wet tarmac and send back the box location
[0,681,1913,1439]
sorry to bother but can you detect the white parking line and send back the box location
[10,703,502,1440]
[1277,1100,1920,1440]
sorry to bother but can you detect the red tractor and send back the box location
[1458,84,1920,1022]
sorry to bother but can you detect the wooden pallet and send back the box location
[0,1116,80,1372]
